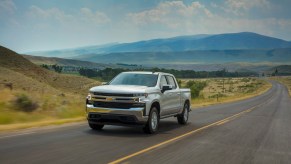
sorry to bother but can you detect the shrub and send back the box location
[187,80,207,98]
[12,94,38,112]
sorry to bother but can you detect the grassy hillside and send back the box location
[0,46,100,129]
[0,46,100,94]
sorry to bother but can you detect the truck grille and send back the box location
[93,101,145,109]
[93,92,134,97]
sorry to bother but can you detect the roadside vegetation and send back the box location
[179,77,271,108]
[77,67,257,81]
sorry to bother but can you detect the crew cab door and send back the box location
[159,75,181,116]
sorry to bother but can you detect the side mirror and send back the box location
[101,82,108,85]
[162,85,173,93]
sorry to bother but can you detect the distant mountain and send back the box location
[22,55,118,69]
[28,43,118,58]
[29,32,291,57]
[95,32,291,53]
[75,48,291,65]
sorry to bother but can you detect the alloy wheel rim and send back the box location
[184,105,188,121]
[151,111,158,130]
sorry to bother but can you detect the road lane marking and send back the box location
[109,105,259,164]
[216,119,230,125]
[0,131,35,139]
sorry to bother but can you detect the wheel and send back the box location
[143,107,159,134]
[177,102,189,125]
[88,122,104,130]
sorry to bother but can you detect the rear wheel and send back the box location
[177,102,189,125]
[88,122,104,130]
[143,107,159,134]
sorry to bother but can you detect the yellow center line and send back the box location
[109,93,275,164]
[216,119,230,125]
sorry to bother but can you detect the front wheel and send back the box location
[143,107,159,134]
[88,122,104,130]
[177,102,189,125]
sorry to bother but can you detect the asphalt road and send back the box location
[0,81,290,164]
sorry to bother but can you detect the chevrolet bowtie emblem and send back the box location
[106,97,114,101]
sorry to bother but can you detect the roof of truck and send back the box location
[122,71,173,76]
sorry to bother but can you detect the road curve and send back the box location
[0,80,290,164]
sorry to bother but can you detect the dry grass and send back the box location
[181,77,272,108]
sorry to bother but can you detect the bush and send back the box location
[12,94,38,112]
[186,80,207,98]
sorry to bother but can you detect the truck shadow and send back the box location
[84,120,192,138]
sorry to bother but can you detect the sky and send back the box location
[0,0,291,53]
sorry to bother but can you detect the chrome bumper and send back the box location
[86,104,148,123]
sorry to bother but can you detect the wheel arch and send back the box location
[150,101,160,115]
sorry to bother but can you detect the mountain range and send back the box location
[26,32,291,66]
[29,32,291,58]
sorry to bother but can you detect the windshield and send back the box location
[109,73,158,87]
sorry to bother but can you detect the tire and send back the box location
[177,102,189,125]
[143,107,159,134]
[88,122,104,130]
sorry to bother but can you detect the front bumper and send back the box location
[86,104,148,125]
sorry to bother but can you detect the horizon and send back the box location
[1,0,291,53]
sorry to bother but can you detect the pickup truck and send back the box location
[86,71,191,134]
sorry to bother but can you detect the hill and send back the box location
[74,48,291,65]
[29,32,291,57]
[22,55,143,69]
[0,46,100,95]
[267,65,291,75]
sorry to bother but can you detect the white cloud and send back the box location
[28,6,74,24]
[28,6,110,26]
[80,7,110,25]
[224,0,270,15]
[0,0,16,15]
[127,1,213,28]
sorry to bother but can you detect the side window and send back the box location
[166,76,177,89]
[160,75,168,89]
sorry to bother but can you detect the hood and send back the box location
[89,85,149,94]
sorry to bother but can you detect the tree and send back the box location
[52,64,63,73]
[274,68,278,76]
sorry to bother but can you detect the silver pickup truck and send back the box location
[86,71,191,134]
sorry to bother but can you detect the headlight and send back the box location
[133,93,148,98]
[86,93,94,105]
[87,92,93,101]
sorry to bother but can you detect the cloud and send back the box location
[127,1,213,28]
[28,6,74,24]
[0,0,16,15]
[224,0,270,15]
[28,6,110,26]
[80,7,110,25]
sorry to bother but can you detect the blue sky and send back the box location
[1,0,291,53]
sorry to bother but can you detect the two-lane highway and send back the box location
[0,81,290,164]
